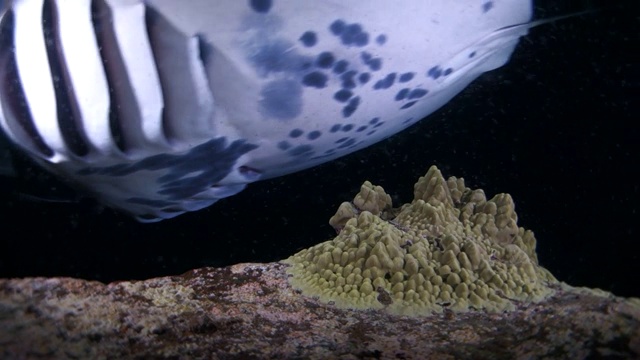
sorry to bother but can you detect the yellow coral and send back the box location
[284,166,557,315]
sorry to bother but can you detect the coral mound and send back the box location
[284,166,558,315]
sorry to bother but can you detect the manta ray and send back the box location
[0,0,544,222]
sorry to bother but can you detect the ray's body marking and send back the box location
[0,0,533,221]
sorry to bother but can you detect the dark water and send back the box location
[0,1,637,297]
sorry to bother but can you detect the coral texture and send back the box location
[286,166,557,314]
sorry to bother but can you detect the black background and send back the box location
[1,1,637,297]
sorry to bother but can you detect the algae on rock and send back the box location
[284,166,558,315]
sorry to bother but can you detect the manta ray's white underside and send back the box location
[0,0,533,221]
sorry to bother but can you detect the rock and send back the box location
[0,265,638,359]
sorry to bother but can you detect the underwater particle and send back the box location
[284,166,558,315]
